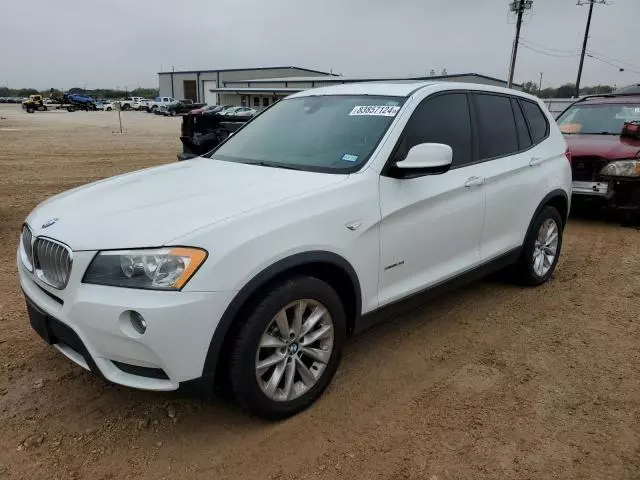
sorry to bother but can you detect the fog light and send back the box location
[130,311,147,334]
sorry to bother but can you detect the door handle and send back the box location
[464,176,485,188]
[529,157,544,166]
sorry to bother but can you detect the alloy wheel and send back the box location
[255,299,334,402]
[533,218,559,277]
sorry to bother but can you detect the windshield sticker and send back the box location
[349,105,401,117]
[341,153,359,162]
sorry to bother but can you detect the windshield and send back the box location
[557,103,640,135]
[210,95,405,172]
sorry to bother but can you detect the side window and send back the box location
[511,98,532,150]
[398,93,473,168]
[474,93,518,159]
[521,100,549,143]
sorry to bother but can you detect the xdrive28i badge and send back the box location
[41,218,59,229]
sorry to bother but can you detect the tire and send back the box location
[228,276,346,420]
[26,107,34,113]
[106,107,112,111]
[513,205,563,286]
[122,103,130,111]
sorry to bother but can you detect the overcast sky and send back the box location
[1,0,638,90]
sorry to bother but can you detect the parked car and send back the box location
[557,93,640,221]
[17,82,570,419]
[178,107,252,160]
[119,97,145,111]
[147,96,176,113]
[189,104,234,116]
[219,106,257,117]
[133,99,150,111]
[157,99,206,116]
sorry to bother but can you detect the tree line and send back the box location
[520,81,615,98]
[0,87,159,99]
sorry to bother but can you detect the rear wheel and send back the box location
[26,106,34,113]
[106,107,112,111]
[122,103,130,111]
[513,206,563,285]
[228,276,346,419]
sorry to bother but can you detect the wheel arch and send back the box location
[201,251,362,381]
[524,189,569,243]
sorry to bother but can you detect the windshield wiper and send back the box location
[246,161,303,171]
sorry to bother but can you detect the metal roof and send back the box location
[208,87,303,94]
[225,72,517,86]
[158,66,335,76]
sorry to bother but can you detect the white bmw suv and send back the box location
[18,82,571,419]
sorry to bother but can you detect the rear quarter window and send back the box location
[521,100,549,143]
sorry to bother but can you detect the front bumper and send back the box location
[572,178,640,211]
[572,180,610,197]
[18,250,235,391]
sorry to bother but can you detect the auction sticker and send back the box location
[349,105,400,117]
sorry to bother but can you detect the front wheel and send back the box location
[228,276,346,419]
[513,206,563,286]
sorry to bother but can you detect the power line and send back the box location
[519,37,579,54]
[519,42,580,58]
[586,49,640,70]
[586,53,640,75]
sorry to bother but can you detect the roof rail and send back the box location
[574,92,640,103]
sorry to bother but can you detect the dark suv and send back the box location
[557,93,640,221]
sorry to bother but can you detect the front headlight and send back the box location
[83,247,207,290]
[600,160,640,177]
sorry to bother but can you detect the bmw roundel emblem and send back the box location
[41,218,59,229]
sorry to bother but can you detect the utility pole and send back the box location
[575,0,607,97]
[507,0,533,88]
[538,72,543,92]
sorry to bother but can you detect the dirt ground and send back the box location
[0,104,639,480]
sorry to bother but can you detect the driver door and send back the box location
[378,92,486,306]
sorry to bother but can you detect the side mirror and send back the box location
[395,143,453,172]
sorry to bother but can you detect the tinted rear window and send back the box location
[474,94,519,159]
[521,100,549,142]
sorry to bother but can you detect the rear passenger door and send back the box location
[472,93,550,260]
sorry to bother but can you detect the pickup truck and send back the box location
[119,97,145,110]
[133,99,150,111]
[147,96,176,113]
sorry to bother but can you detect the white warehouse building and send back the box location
[157,66,519,110]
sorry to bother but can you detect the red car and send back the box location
[557,93,640,221]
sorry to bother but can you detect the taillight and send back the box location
[565,148,572,163]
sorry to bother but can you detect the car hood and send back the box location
[565,134,640,160]
[27,159,347,251]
